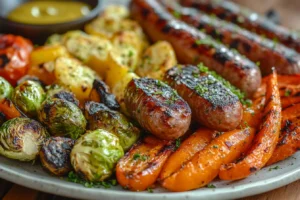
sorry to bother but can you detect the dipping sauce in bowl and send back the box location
[7,1,91,25]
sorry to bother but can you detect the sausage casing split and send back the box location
[164,65,243,131]
[180,0,300,53]
[161,0,300,76]
[124,78,191,140]
[130,0,261,97]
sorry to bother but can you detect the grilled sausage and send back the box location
[180,0,300,53]
[130,0,261,97]
[124,78,191,140]
[161,0,300,76]
[40,137,75,176]
[164,65,243,131]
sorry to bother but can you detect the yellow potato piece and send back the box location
[54,57,96,103]
[136,41,177,80]
[63,31,112,78]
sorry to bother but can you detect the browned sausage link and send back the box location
[164,65,243,131]
[180,0,300,53]
[124,78,191,140]
[130,0,261,97]
[161,0,300,76]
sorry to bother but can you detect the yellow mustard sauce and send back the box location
[7,1,91,25]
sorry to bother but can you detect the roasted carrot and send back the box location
[281,96,300,109]
[27,65,55,85]
[219,71,281,180]
[159,128,214,181]
[267,104,300,165]
[241,97,265,129]
[0,98,22,119]
[160,127,255,192]
[116,136,174,191]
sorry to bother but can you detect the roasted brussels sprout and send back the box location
[0,77,13,100]
[89,79,120,110]
[71,129,124,181]
[38,98,86,139]
[0,117,48,161]
[16,75,45,87]
[46,84,79,106]
[12,80,46,117]
[85,101,140,151]
[40,137,75,176]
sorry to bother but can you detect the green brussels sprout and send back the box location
[46,84,79,106]
[0,77,14,100]
[0,117,48,161]
[38,98,86,139]
[71,129,124,181]
[85,101,140,151]
[12,80,46,117]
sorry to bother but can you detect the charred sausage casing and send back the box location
[180,0,300,54]
[161,0,300,75]
[130,0,261,97]
[124,78,191,140]
[164,65,243,131]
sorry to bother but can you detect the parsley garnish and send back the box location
[284,90,291,97]
[197,63,251,106]
[212,145,218,149]
[175,138,181,149]
[147,187,154,193]
[173,11,181,19]
[133,153,148,161]
[269,166,280,171]
[67,171,117,188]
[207,184,216,188]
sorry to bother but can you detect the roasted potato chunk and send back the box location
[63,31,112,78]
[136,41,177,80]
[53,57,96,103]
[40,137,75,176]
[100,5,129,19]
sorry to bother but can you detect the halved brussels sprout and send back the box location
[71,129,124,182]
[0,77,13,100]
[12,80,46,117]
[46,84,79,106]
[0,117,48,161]
[38,98,86,139]
[85,101,140,151]
[40,137,75,176]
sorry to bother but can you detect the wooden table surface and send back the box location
[1,0,300,199]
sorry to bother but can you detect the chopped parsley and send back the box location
[268,166,280,171]
[284,90,291,97]
[197,63,251,106]
[195,39,213,46]
[173,11,181,19]
[175,138,181,150]
[256,61,260,67]
[133,153,148,161]
[212,145,219,149]
[207,184,216,188]
[67,171,117,188]
[147,187,154,193]
[128,50,134,57]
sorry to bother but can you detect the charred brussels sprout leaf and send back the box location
[85,102,140,151]
[12,80,46,117]
[0,112,6,126]
[0,77,14,100]
[0,117,48,161]
[40,137,75,176]
[71,129,124,182]
[46,84,79,106]
[38,98,86,139]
